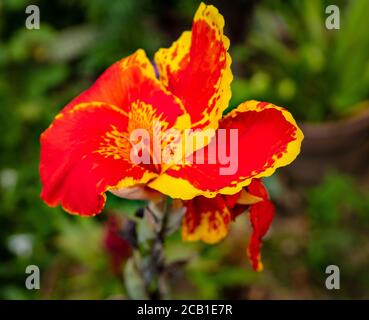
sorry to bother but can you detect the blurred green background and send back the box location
[1,0,369,299]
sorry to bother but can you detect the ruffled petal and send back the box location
[154,3,232,132]
[63,50,153,112]
[62,49,187,129]
[40,102,158,216]
[181,179,275,272]
[149,100,303,199]
[182,194,231,244]
[246,179,275,272]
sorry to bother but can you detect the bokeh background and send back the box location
[1,0,369,299]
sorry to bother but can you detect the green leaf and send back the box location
[123,257,148,299]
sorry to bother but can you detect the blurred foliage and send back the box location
[229,0,369,121]
[306,173,369,298]
[1,0,369,299]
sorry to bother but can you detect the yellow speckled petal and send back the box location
[155,3,233,134]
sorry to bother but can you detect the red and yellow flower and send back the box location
[39,3,303,270]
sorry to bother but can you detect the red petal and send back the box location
[62,49,185,128]
[247,180,275,271]
[40,103,158,216]
[154,3,232,132]
[183,194,231,244]
[149,100,303,199]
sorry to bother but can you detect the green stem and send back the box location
[141,198,171,299]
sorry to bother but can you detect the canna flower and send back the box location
[40,3,303,269]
